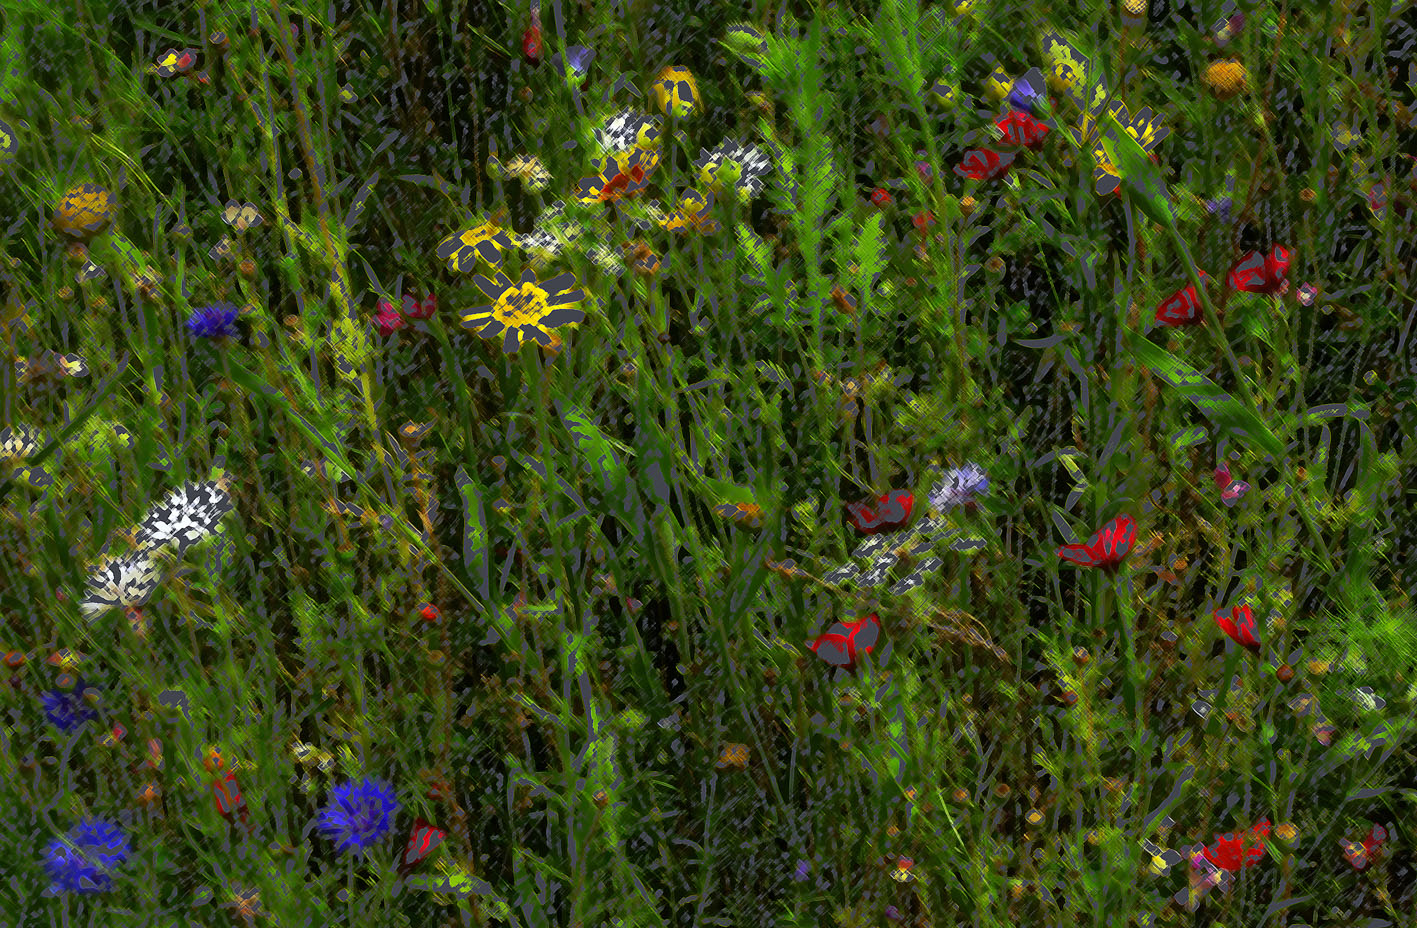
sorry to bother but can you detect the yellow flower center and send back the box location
[492,283,550,327]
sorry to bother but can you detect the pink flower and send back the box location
[402,293,437,320]
[373,300,406,337]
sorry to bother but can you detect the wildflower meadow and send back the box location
[3,0,1417,925]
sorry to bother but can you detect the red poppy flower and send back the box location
[955,149,1015,181]
[522,8,542,65]
[212,770,249,825]
[374,300,406,337]
[810,613,881,670]
[1340,823,1388,870]
[1056,514,1136,572]
[402,293,437,320]
[398,818,448,875]
[1227,246,1290,295]
[870,188,893,207]
[1214,603,1261,652]
[845,490,914,535]
[994,110,1051,150]
[1213,464,1250,506]
[1154,271,1210,326]
[1202,820,1270,871]
[576,150,658,205]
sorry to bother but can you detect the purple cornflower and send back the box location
[43,817,131,895]
[186,302,241,339]
[561,45,593,81]
[1007,68,1047,116]
[792,859,810,881]
[929,463,989,511]
[1205,196,1233,224]
[316,778,400,856]
[41,678,98,732]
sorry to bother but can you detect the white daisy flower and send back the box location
[693,139,774,200]
[587,243,625,276]
[0,425,43,461]
[594,109,661,155]
[516,229,563,269]
[134,480,235,555]
[505,154,553,192]
[0,425,52,487]
[929,463,990,511]
[81,552,160,619]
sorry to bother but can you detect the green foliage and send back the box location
[2,0,1415,926]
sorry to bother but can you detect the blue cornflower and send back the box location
[561,45,593,82]
[316,778,400,856]
[43,818,131,895]
[929,463,989,511]
[1007,67,1048,116]
[1205,196,1234,224]
[186,303,241,339]
[41,678,98,732]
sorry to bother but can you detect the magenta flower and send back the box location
[401,293,437,320]
[373,300,406,337]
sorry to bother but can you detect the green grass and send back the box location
[2,0,1416,924]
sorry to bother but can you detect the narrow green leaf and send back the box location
[0,355,130,505]
[853,213,888,294]
[560,403,641,534]
[1125,331,1285,460]
[225,359,356,482]
[1099,111,1178,231]
[1168,425,1209,452]
[454,467,491,600]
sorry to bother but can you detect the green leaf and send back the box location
[454,467,491,600]
[1099,111,1178,231]
[1169,425,1209,452]
[694,471,758,508]
[853,213,888,294]
[737,224,770,278]
[561,403,642,534]
[225,359,356,482]
[1125,331,1285,460]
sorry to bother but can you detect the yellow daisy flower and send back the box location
[1041,31,1108,114]
[460,268,587,354]
[53,184,115,240]
[650,66,700,118]
[0,117,16,166]
[1085,101,1169,197]
[716,743,749,768]
[505,154,553,192]
[437,220,514,272]
[222,200,263,232]
[1203,59,1249,100]
[984,66,1013,102]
